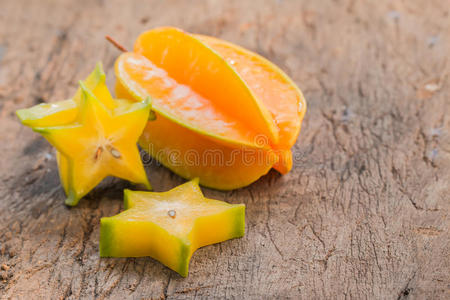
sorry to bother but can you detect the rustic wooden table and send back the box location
[0,0,449,299]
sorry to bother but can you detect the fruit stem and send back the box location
[105,35,128,52]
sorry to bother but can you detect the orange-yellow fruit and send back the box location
[115,27,307,189]
[116,81,277,190]
[194,34,306,173]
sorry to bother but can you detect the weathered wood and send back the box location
[0,0,449,299]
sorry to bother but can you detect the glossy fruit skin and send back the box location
[116,81,277,190]
[16,99,77,128]
[133,27,279,145]
[16,63,116,196]
[115,52,270,149]
[100,179,245,277]
[115,27,306,188]
[16,63,152,206]
[194,34,307,174]
[34,82,152,206]
[57,65,120,198]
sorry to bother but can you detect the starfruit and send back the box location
[100,178,245,277]
[16,64,152,205]
[114,27,306,190]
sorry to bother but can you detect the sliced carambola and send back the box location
[115,52,263,149]
[16,62,115,127]
[34,82,152,206]
[115,27,307,191]
[16,64,151,205]
[116,81,277,190]
[16,99,78,128]
[16,63,116,195]
[117,27,279,148]
[56,98,151,198]
[100,179,245,277]
[194,34,307,174]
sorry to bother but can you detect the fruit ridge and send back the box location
[17,64,152,205]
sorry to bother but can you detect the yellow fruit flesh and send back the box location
[133,27,279,145]
[139,115,277,190]
[115,52,268,149]
[17,63,116,194]
[194,35,307,173]
[116,29,306,176]
[74,62,117,110]
[16,99,78,127]
[100,179,245,277]
[57,98,143,195]
[34,82,151,205]
[16,62,117,128]
[17,64,151,205]
[116,81,277,190]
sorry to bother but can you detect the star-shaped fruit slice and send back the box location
[34,81,152,206]
[16,64,154,205]
[16,62,116,127]
[100,178,245,277]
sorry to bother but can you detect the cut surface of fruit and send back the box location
[116,52,268,149]
[16,99,77,127]
[56,99,149,196]
[132,27,279,145]
[16,62,115,128]
[116,82,277,190]
[16,63,140,201]
[34,82,152,206]
[195,35,307,173]
[100,179,245,277]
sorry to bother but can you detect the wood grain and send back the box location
[0,0,449,299]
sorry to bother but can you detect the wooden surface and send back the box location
[0,0,449,299]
